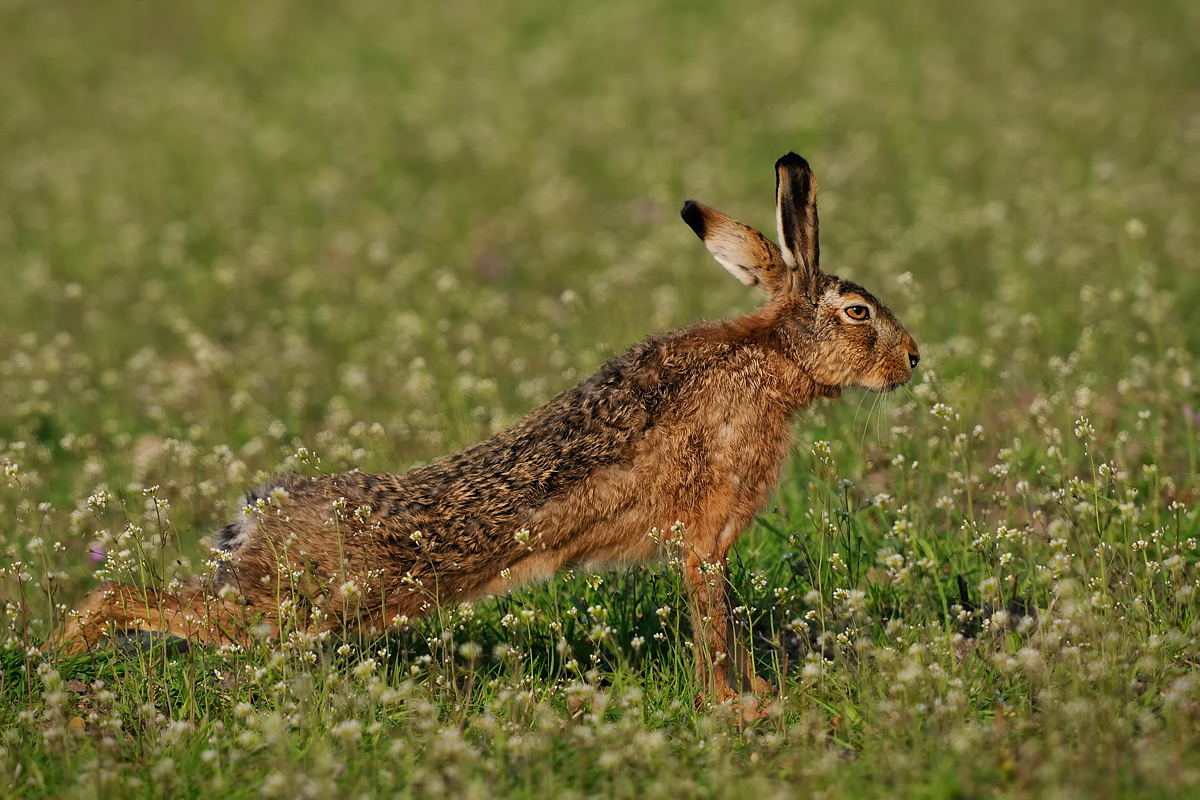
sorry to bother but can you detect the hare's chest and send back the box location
[633,403,793,517]
[707,408,794,492]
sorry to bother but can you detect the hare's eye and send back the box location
[844,305,870,321]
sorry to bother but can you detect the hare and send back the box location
[52,153,919,701]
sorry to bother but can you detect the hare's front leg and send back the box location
[684,548,734,700]
[682,512,753,702]
[683,519,772,703]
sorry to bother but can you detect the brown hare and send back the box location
[52,153,919,702]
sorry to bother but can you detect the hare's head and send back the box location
[681,153,919,393]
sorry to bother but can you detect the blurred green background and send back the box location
[2,0,1199,606]
[3,0,1199,581]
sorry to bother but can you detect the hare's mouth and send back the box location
[861,373,914,393]
[859,376,908,393]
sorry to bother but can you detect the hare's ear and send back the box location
[775,153,821,292]
[680,200,788,294]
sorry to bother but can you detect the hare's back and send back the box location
[219,338,681,564]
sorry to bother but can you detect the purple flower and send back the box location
[1185,405,1200,427]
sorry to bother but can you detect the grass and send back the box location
[2,0,1200,796]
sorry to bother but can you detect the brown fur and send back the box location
[52,153,919,702]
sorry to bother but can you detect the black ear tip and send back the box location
[775,152,811,172]
[680,200,707,240]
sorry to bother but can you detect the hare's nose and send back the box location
[904,337,920,370]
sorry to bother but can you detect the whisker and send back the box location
[853,388,873,453]
[875,389,889,449]
[864,389,884,454]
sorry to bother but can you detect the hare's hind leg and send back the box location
[47,579,261,655]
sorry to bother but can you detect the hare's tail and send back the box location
[46,578,264,655]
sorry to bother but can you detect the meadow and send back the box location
[2,0,1200,796]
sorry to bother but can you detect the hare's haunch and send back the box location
[53,154,919,701]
